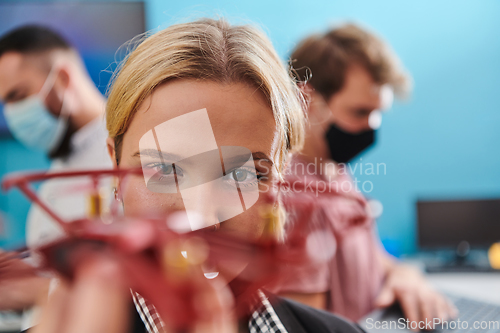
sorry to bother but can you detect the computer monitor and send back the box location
[417,198,500,250]
[0,1,146,135]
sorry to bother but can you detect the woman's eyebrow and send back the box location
[252,152,273,167]
[133,149,273,167]
[132,149,181,161]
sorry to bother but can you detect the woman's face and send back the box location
[113,79,279,243]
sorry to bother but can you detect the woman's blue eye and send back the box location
[147,163,183,178]
[232,169,248,182]
[226,167,259,183]
[159,164,174,175]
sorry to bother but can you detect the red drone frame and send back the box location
[1,167,331,331]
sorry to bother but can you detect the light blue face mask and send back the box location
[3,67,69,153]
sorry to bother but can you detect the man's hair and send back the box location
[0,25,72,58]
[291,23,411,100]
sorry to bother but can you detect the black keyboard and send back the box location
[443,296,500,332]
[359,295,500,332]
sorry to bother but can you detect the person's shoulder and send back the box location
[272,296,365,333]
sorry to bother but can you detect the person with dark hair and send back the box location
[0,25,106,159]
[274,23,458,327]
[0,25,111,316]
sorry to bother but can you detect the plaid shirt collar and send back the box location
[248,290,288,333]
[132,290,288,333]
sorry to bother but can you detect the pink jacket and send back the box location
[276,157,384,322]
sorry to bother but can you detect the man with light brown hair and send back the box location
[277,23,458,327]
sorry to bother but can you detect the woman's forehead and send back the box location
[125,80,278,158]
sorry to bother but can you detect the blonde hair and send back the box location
[106,18,305,172]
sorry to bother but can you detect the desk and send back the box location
[403,257,500,304]
[427,273,500,305]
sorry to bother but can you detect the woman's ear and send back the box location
[106,137,118,169]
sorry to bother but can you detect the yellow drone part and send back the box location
[260,205,284,240]
[87,192,102,218]
[488,242,500,270]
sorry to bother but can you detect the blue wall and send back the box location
[145,0,500,254]
[0,139,49,249]
[1,0,499,254]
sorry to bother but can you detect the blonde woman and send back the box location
[30,19,363,333]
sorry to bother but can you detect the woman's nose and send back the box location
[180,180,223,231]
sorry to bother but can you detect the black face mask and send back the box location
[325,123,376,163]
